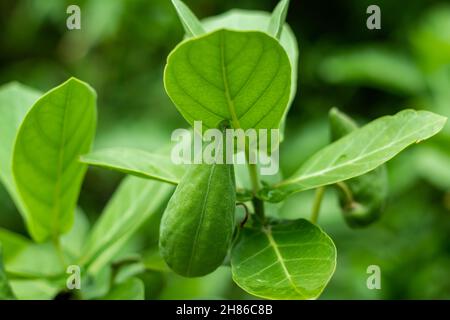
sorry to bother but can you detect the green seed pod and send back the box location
[329,107,359,141]
[329,107,388,228]
[159,162,236,277]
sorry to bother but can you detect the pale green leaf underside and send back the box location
[101,277,144,300]
[9,279,61,300]
[0,228,64,278]
[0,245,16,300]
[268,0,290,40]
[80,148,273,193]
[80,147,185,185]
[164,29,291,130]
[81,176,174,274]
[202,10,298,112]
[267,110,447,200]
[172,0,205,38]
[12,78,97,242]
[231,219,336,300]
[60,208,90,259]
[0,82,41,228]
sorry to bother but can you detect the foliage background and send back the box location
[0,0,449,299]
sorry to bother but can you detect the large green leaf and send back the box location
[261,110,447,202]
[0,245,16,300]
[164,29,291,130]
[202,9,298,112]
[12,78,97,242]
[81,177,173,274]
[231,219,336,300]
[0,228,64,278]
[0,82,41,220]
[80,147,185,185]
[171,0,205,38]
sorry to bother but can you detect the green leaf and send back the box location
[171,0,205,38]
[81,177,173,274]
[202,10,298,117]
[268,0,290,40]
[0,245,16,300]
[164,29,291,131]
[9,279,61,300]
[61,208,90,259]
[142,247,170,273]
[261,110,447,202]
[0,228,64,278]
[80,147,185,185]
[231,219,336,300]
[80,266,112,300]
[319,47,425,95]
[0,82,41,223]
[100,277,144,300]
[12,78,97,242]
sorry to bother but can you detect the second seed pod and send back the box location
[329,108,388,228]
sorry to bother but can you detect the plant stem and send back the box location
[236,203,250,227]
[247,162,265,222]
[311,187,325,224]
[336,181,353,204]
[248,163,260,193]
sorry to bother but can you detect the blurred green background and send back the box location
[0,0,449,299]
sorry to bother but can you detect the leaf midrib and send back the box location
[262,225,306,299]
[52,84,72,237]
[219,31,241,129]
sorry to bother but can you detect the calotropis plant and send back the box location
[0,0,447,300]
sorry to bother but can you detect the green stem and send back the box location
[248,163,260,193]
[336,181,354,204]
[247,162,265,223]
[311,187,325,224]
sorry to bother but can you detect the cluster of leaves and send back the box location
[0,0,447,300]
[0,79,174,299]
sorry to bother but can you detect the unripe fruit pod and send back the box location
[329,107,359,141]
[159,162,236,277]
[329,108,388,228]
[339,166,388,228]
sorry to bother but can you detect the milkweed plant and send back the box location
[0,0,447,300]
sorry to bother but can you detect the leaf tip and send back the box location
[64,77,97,98]
[328,107,341,117]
